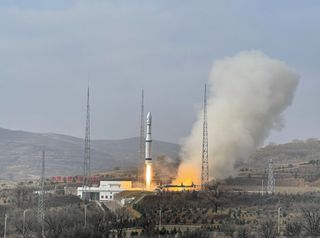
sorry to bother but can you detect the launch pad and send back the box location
[157,182,198,191]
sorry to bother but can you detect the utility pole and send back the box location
[201,84,209,190]
[23,209,31,236]
[84,204,87,228]
[278,207,282,234]
[3,214,7,238]
[37,151,45,237]
[158,208,162,238]
[83,86,91,201]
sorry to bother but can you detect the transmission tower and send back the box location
[37,150,45,237]
[267,158,275,194]
[83,86,91,200]
[138,89,145,184]
[201,84,209,190]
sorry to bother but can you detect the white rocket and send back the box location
[145,112,152,165]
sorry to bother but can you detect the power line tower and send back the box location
[267,158,275,194]
[201,84,209,190]
[83,86,91,200]
[37,150,45,237]
[138,89,145,184]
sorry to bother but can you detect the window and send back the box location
[101,195,104,199]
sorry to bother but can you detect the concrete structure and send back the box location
[77,181,132,201]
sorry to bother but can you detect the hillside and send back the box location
[0,128,180,180]
[251,138,320,168]
[230,139,320,187]
[1,125,320,183]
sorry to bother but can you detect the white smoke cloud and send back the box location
[176,51,299,182]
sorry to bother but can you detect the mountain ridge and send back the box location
[0,127,180,181]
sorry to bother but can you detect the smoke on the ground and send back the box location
[176,51,299,183]
[154,155,180,184]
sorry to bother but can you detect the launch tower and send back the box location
[267,158,275,194]
[139,89,145,185]
[83,86,91,200]
[201,84,209,190]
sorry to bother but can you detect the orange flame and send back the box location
[145,164,152,190]
[174,162,200,186]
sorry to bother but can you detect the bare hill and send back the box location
[0,128,180,181]
[251,138,320,168]
[230,139,320,187]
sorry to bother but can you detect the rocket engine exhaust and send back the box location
[145,164,152,189]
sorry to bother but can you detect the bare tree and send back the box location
[14,186,33,209]
[238,227,250,238]
[285,221,302,238]
[113,207,130,238]
[201,182,222,212]
[302,208,320,238]
[220,223,236,237]
[260,220,276,238]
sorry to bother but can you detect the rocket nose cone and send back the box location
[147,112,152,122]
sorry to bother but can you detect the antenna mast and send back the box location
[37,151,45,237]
[83,86,91,200]
[201,84,209,190]
[139,89,145,184]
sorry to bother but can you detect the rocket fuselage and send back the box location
[145,112,152,165]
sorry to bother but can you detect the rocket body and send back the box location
[145,112,152,189]
[145,112,152,165]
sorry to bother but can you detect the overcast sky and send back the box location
[0,1,319,144]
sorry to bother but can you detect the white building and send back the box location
[77,181,132,201]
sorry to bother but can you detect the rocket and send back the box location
[145,112,152,165]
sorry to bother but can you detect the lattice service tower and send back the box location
[201,84,209,190]
[37,150,45,237]
[83,86,91,200]
[267,158,275,194]
[139,89,145,185]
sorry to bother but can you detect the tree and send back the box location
[14,186,33,209]
[238,227,250,238]
[113,207,130,238]
[260,220,276,238]
[302,208,320,238]
[201,183,222,213]
[285,221,302,238]
[220,223,236,237]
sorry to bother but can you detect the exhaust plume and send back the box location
[176,51,299,183]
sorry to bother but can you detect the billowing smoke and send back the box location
[154,155,180,184]
[176,51,299,183]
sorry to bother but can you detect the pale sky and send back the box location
[0,0,319,144]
